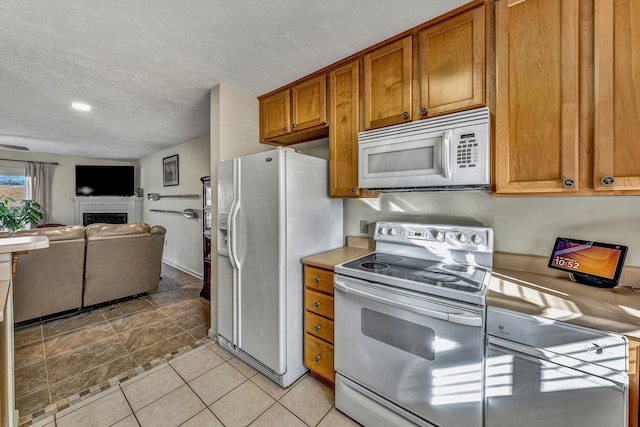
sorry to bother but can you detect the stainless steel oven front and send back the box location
[334,275,484,427]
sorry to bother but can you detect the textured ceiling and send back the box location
[0,0,469,160]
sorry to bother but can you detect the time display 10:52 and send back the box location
[552,255,580,270]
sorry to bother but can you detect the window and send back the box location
[0,166,26,206]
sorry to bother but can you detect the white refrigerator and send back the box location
[217,147,343,387]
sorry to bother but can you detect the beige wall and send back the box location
[344,192,640,267]
[0,150,136,225]
[209,83,271,336]
[140,135,210,277]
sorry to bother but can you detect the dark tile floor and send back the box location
[13,264,211,422]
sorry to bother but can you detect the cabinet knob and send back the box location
[283,126,288,131]
[314,277,320,284]
[350,188,356,193]
[291,123,296,129]
[314,325,321,332]
[314,355,321,362]
[314,302,320,308]
[402,111,409,119]
[601,176,615,186]
[420,107,427,115]
[562,178,575,188]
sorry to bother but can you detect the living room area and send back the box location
[0,132,213,424]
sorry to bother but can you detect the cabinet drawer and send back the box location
[304,266,334,294]
[305,311,334,343]
[305,334,334,382]
[304,289,334,319]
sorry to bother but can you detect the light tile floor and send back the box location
[14,264,211,424]
[30,340,361,427]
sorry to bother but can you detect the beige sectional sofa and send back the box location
[0,223,166,323]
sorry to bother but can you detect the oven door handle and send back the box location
[335,278,482,327]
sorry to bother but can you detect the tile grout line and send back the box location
[19,337,212,426]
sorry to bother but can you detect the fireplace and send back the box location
[83,212,127,226]
[71,197,143,225]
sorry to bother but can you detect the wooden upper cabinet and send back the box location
[260,90,291,141]
[363,36,413,130]
[418,5,485,118]
[292,75,327,132]
[494,0,580,194]
[259,75,328,144]
[593,0,640,192]
[329,60,378,198]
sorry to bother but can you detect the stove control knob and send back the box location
[436,231,445,241]
[389,228,398,236]
[458,233,469,243]
[472,234,483,244]
[379,227,387,235]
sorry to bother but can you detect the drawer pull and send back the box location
[314,325,321,332]
[314,302,320,308]
[314,277,320,284]
[314,355,321,362]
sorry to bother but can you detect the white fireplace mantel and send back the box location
[71,197,143,225]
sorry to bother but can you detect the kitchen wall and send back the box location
[0,150,136,224]
[140,134,210,277]
[345,192,640,267]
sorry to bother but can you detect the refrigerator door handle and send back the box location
[228,200,241,270]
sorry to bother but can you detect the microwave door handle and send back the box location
[442,130,453,178]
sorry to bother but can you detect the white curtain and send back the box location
[25,162,54,224]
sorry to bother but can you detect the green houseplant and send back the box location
[0,197,44,231]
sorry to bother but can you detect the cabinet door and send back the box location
[363,36,413,130]
[594,0,640,192]
[629,337,639,427]
[418,5,485,118]
[292,75,327,132]
[260,90,291,141]
[329,61,378,198]
[494,0,580,194]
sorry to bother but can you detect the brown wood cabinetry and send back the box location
[630,337,639,427]
[494,0,580,194]
[329,60,378,198]
[593,0,640,192]
[418,5,485,118]
[494,0,640,195]
[303,265,336,387]
[259,75,328,144]
[363,36,413,130]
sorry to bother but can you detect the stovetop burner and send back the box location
[372,254,405,264]
[417,271,460,283]
[337,251,489,301]
[360,262,390,271]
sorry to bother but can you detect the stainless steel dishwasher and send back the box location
[485,307,629,427]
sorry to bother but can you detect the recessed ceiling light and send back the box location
[71,102,92,112]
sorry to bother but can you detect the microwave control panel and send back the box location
[456,133,480,169]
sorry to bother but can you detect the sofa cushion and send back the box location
[0,224,85,241]
[85,222,150,238]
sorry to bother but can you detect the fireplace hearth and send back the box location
[83,212,127,226]
[71,197,143,225]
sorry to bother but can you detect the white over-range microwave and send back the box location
[358,107,490,191]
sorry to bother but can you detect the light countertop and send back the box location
[490,252,640,339]
[301,236,374,271]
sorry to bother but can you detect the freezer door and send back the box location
[235,150,285,374]
[217,254,233,343]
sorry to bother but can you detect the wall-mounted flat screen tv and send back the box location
[76,165,135,196]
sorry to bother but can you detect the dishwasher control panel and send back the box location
[487,306,628,372]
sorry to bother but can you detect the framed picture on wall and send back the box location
[163,154,179,186]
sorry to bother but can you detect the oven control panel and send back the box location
[375,222,494,254]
